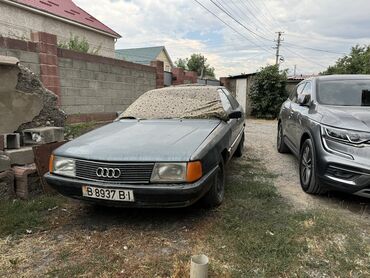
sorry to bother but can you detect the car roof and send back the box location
[305,74,370,82]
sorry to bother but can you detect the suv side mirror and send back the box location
[229,110,242,119]
[298,94,311,106]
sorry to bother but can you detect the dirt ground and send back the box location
[1,119,369,277]
[246,118,370,218]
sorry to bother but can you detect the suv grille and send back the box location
[75,160,154,184]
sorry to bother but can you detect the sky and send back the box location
[74,0,370,78]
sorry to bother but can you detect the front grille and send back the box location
[75,160,154,184]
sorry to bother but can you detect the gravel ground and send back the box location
[245,118,370,218]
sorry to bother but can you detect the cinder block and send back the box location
[0,133,21,149]
[5,147,34,165]
[22,127,64,145]
[0,155,11,172]
[13,164,40,200]
[0,169,15,200]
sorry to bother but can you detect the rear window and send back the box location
[318,80,370,106]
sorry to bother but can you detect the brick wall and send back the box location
[0,36,40,75]
[58,48,156,118]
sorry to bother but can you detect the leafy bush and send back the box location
[249,65,288,119]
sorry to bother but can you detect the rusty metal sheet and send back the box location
[33,141,66,194]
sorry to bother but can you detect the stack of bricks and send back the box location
[31,32,61,101]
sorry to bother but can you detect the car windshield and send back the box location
[118,86,229,121]
[317,80,370,106]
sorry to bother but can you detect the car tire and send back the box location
[202,160,225,208]
[299,138,326,195]
[234,134,245,158]
[277,122,290,153]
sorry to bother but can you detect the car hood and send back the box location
[55,119,221,162]
[318,105,370,132]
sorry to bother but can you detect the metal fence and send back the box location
[197,78,220,86]
[164,71,172,87]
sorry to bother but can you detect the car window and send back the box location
[290,83,306,102]
[218,90,232,112]
[290,83,305,102]
[317,80,370,106]
[301,82,312,96]
[222,89,239,109]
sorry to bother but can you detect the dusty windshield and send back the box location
[318,80,370,106]
[119,86,229,121]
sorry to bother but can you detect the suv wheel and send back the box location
[203,160,225,207]
[299,138,326,194]
[277,122,290,153]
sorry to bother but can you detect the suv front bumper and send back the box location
[44,166,218,208]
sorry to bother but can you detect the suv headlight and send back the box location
[49,155,76,177]
[150,161,202,183]
[322,126,370,146]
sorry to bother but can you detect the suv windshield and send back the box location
[318,80,370,106]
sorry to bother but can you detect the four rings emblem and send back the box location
[96,167,121,179]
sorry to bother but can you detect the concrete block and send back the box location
[13,164,40,200]
[0,169,15,200]
[5,147,34,165]
[0,154,11,172]
[22,127,64,145]
[0,133,21,149]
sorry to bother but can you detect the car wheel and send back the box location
[203,160,225,207]
[277,122,290,153]
[299,138,326,194]
[234,134,244,157]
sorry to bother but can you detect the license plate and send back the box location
[82,186,134,202]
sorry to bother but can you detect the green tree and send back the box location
[323,45,370,74]
[249,65,288,119]
[175,53,215,78]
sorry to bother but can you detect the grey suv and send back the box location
[277,75,370,198]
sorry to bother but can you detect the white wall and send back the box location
[0,2,116,58]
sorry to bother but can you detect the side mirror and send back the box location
[229,110,242,119]
[298,94,311,106]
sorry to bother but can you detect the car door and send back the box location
[291,81,312,148]
[222,88,244,135]
[285,83,305,150]
[218,89,239,145]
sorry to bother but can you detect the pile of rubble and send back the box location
[0,127,65,200]
[0,55,66,200]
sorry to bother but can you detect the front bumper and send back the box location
[44,166,218,208]
[314,131,370,197]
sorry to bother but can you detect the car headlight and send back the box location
[150,161,202,183]
[322,126,370,145]
[49,155,76,177]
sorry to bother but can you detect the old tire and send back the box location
[277,122,290,153]
[203,161,225,208]
[299,138,326,194]
[234,134,245,158]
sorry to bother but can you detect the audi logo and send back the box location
[96,167,121,179]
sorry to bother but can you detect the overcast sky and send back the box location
[74,0,370,78]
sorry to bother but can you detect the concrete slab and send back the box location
[22,127,64,145]
[0,154,11,172]
[0,55,19,66]
[5,147,34,165]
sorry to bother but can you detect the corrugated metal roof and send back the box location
[115,46,165,65]
[13,0,120,38]
[288,75,318,80]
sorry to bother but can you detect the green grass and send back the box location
[0,195,64,237]
[209,160,370,277]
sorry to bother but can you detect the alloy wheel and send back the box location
[301,145,312,185]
